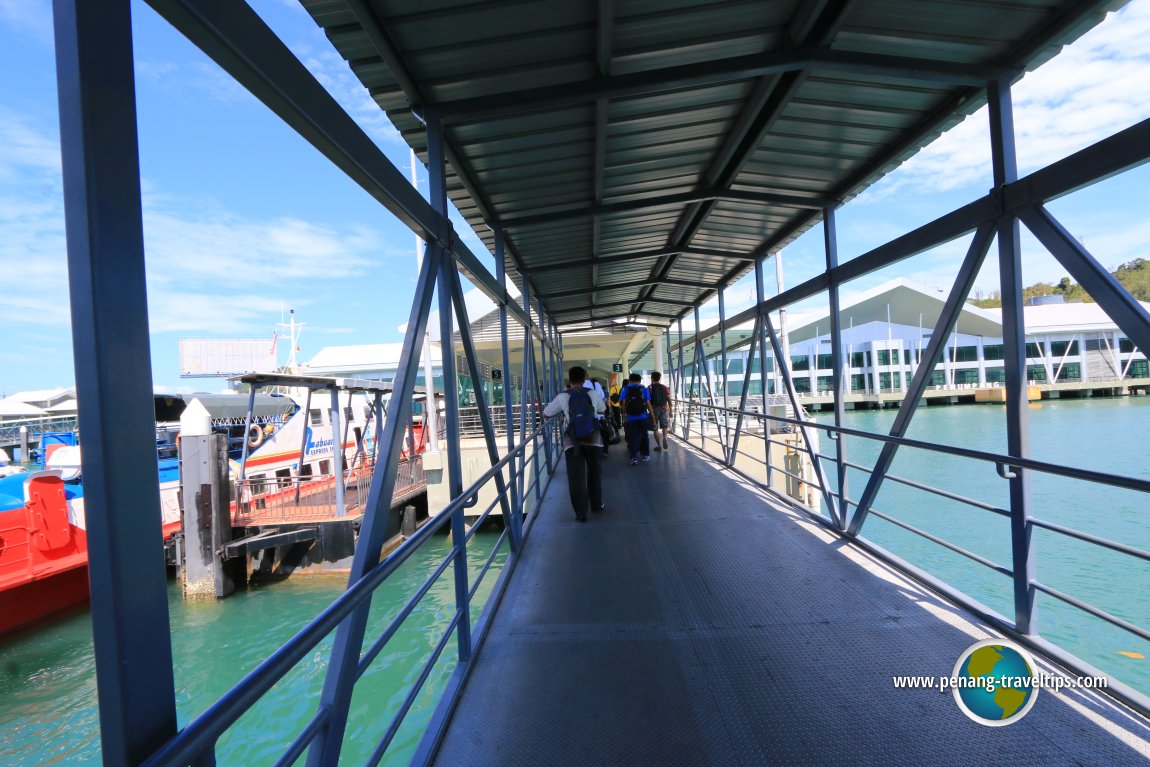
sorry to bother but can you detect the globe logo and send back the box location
[952,639,1040,726]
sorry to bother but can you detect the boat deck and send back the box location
[433,438,1150,765]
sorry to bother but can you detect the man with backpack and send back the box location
[648,371,673,451]
[619,372,654,466]
[543,365,607,522]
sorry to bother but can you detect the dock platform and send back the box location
[433,439,1150,765]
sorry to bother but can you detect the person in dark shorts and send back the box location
[648,371,673,451]
[543,365,607,521]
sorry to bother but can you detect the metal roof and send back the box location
[301,0,1126,330]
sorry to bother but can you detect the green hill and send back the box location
[970,258,1150,308]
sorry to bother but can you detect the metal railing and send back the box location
[670,396,1150,717]
[231,457,427,524]
[141,420,563,766]
[456,404,543,437]
[0,415,79,447]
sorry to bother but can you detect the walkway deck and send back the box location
[433,438,1150,765]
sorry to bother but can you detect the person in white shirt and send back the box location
[544,365,607,522]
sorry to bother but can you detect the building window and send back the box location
[850,352,867,368]
[1050,340,1079,357]
[1025,342,1043,359]
[929,370,946,387]
[1127,360,1149,378]
[1026,365,1047,382]
[793,377,811,393]
[1119,338,1136,353]
[904,349,912,365]
[817,376,834,393]
[816,354,834,370]
[850,374,867,392]
[983,344,1004,361]
[791,355,810,371]
[955,368,979,385]
[878,372,901,390]
[727,381,744,397]
[949,346,978,363]
[985,367,1005,383]
[1056,363,1081,382]
[727,358,743,374]
[877,350,892,366]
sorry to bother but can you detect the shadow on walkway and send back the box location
[434,438,1150,766]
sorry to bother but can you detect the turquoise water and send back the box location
[813,397,1150,696]
[0,531,507,765]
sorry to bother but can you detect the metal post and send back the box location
[310,245,443,767]
[330,387,345,517]
[677,320,686,437]
[295,388,313,504]
[237,385,259,484]
[718,286,732,464]
[495,227,522,549]
[989,78,1036,634]
[52,1,177,761]
[728,314,762,468]
[755,258,773,487]
[824,205,847,529]
[426,115,471,662]
[518,281,533,514]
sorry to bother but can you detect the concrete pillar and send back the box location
[179,433,236,600]
[19,425,29,463]
[654,334,664,375]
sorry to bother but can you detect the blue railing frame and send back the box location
[140,419,563,766]
[674,396,1150,718]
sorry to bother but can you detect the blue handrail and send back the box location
[141,420,562,767]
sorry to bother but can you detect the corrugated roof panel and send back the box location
[302,0,1128,327]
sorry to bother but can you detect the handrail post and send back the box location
[989,77,1037,634]
[495,227,522,551]
[824,205,848,529]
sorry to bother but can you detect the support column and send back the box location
[824,205,847,529]
[495,228,521,550]
[989,78,1036,634]
[331,387,346,516]
[52,2,177,761]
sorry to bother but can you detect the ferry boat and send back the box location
[0,384,425,636]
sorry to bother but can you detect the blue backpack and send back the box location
[566,387,598,441]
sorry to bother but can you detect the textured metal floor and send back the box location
[433,440,1150,766]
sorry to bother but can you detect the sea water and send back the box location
[0,531,506,765]
[812,396,1150,696]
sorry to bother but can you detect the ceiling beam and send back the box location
[551,296,696,312]
[539,277,713,300]
[420,47,1015,123]
[526,246,755,275]
[499,187,827,228]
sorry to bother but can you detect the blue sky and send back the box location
[2,0,1149,394]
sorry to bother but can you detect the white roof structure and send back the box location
[1,387,75,409]
[0,399,48,418]
[305,342,442,376]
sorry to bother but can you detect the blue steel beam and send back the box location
[988,79,1037,635]
[846,221,996,536]
[308,245,442,766]
[142,0,551,352]
[422,47,1014,122]
[755,258,773,485]
[1020,205,1150,358]
[51,2,178,763]
[495,228,522,551]
[824,206,848,530]
[760,309,838,519]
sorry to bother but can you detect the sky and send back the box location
[1,0,1149,395]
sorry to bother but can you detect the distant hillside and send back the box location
[970,258,1150,308]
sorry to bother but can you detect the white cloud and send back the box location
[865,1,1150,199]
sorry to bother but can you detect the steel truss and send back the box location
[54,1,1150,763]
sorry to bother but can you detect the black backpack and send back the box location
[650,383,669,407]
[566,387,598,440]
[624,385,647,416]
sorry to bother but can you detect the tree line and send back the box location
[969,258,1150,308]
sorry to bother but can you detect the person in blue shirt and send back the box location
[618,372,654,465]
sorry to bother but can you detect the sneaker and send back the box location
[630,458,639,466]
[654,446,662,452]
[642,455,652,462]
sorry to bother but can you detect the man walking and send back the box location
[544,366,607,522]
[619,372,654,466]
[648,371,673,451]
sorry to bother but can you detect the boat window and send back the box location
[309,409,324,426]
[319,459,330,475]
[299,463,313,477]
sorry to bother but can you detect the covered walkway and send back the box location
[434,439,1150,765]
